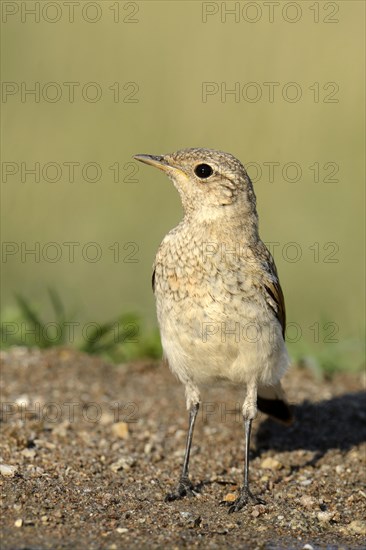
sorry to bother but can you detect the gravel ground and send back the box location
[0,347,365,549]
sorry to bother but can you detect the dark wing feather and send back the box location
[264,278,286,339]
[259,243,286,340]
[257,395,293,424]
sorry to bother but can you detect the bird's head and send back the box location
[134,148,257,223]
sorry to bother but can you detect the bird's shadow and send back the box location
[255,391,366,461]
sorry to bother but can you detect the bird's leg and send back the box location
[165,402,200,502]
[228,381,265,513]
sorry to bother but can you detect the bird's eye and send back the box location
[194,163,213,179]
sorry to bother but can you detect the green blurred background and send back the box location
[1,1,365,369]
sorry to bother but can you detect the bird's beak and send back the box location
[133,154,169,172]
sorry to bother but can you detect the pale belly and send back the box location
[156,294,289,389]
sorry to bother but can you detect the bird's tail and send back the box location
[257,382,293,425]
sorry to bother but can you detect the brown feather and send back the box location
[264,280,286,339]
[255,242,286,340]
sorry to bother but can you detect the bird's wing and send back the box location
[256,242,286,339]
[257,382,293,424]
[263,277,286,339]
[254,243,291,422]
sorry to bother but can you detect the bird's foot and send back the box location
[165,477,198,502]
[226,487,265,513]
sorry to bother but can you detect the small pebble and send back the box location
[15,394,30,407]
[110,457,135,472]
[348,520,366,535]
[317,511,334,523]
[111,422,129,440]
[116,527,128,534]
[300,479,312,486]
[299,495,314,509]
[100,412,114,426]
[0,464,17,477]
[222,493,236,502]
[260,457,282,470]
[180,511,193,519]
[14,519,23,528]
[251,505,266,518]
[21,449,36,459]
[52,421,70,437]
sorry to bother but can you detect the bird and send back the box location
[134,148,293,513]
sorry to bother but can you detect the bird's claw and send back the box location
[164,477,197,502]
[226,487,265,513]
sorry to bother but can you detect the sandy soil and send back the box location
[0,347,365,549]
